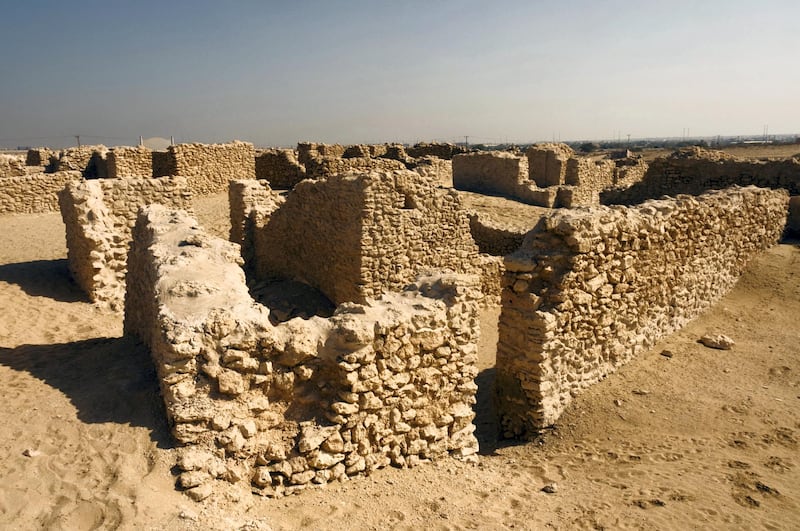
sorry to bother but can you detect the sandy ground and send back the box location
[0,193,798,530]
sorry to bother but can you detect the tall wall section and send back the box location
[247,170,483,305]
[168,141,256,195]
[496,186,788,437]
[107,146,153,178]
[124,205,481,500]
[255,149,307,189]
[0,171,82,214]
[602,148,800,204]
[58,177,193,308]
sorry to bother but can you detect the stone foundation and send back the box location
[58,177,193,308]
[496,186,788,437]
[124,205,481,500]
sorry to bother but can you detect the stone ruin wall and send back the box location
[452,151,559,208]
[601,147,800,205]
[228,180,285,267]
[788,196,800,235]
[167,141,256,195]
[255,149,307,189]
[55,145,109,179]
[526,143,575,187]
[406,142,467,160]
[107,146,153,178]
[467,212,529,256]
[0,154,28,178]
[123,205,481,500]
[58,176,193,308]
[0,171,82,215]
[495,186,788,437]
[414,156,453,187]
[25,147,56,167]
[243,170,487,305]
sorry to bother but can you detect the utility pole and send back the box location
[139,135,143,146]
[464,136,469,149]
[626,134,631,147]
[75,135,81,147]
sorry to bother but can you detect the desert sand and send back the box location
[0,191,798,530]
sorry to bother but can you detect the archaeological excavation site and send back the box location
[1,138,798,519]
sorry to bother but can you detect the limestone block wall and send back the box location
[414,156,453,187]
[407,142,467,160]
[306,157,407,179]
[452,151,559,207]
[496,186,788,437]
[255,149,307,189]
[228,180,284,266]
[107,146,153,178]
[55,145,109,178]
[613,158,649,189]
[297,142,346,166]
[25,147,56,167]
[1,154,27,177]
[248,170,483,305]
[342,144,371,158]
[564,158,615,196]
[124,204,481,499]
[58,177,193,308]
[467,212,528,256]
[526,143,575,187]
[452,151,529,196]
[167,141,256,195]
[0,171,82,214]
[602,148,800,205]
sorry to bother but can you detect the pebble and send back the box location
[22,448,41,457]
[541,483,558,494]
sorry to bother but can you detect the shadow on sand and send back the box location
[0,336,172,447]
[0,259,90,303]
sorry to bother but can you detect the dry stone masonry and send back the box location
[239,169,485,305]
[124,205,481,500]
[0,171,82,214]
[55,145,109,178]
[107,146,154,178]
[495,186,788,437]
[59,177,193,308]
[164,141,256,195]
[0,154,27,178]
[602,147,800,204]
[255,149,307,189]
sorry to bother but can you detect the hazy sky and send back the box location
[1,0,797,148]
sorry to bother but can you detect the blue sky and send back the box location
[1,0,797,148]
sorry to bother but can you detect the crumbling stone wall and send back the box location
[55,145,109,179]
[602,147,800,204]
[25,147,56,167]
[297,142,346,166]
[107,146,153,178]
[228,180,284,266]
[527,143,575,187]
[467,212,528,256]
[166,141,256,195]
[124,204,480,499]
[788,196,800,235]
[237,170,482,305]
[58,177,193,308]
[255,149,306,189]
[306,157,407,179]
[496,186,788,437]
[414,156,453,187]
[0,171,81,214]
[452,151,559,207]
[407,142,467,160]
[0,154,27,178]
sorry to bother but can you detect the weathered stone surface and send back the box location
[124,205,481,500]
[699,334,735,350]
[496,186,788,438]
